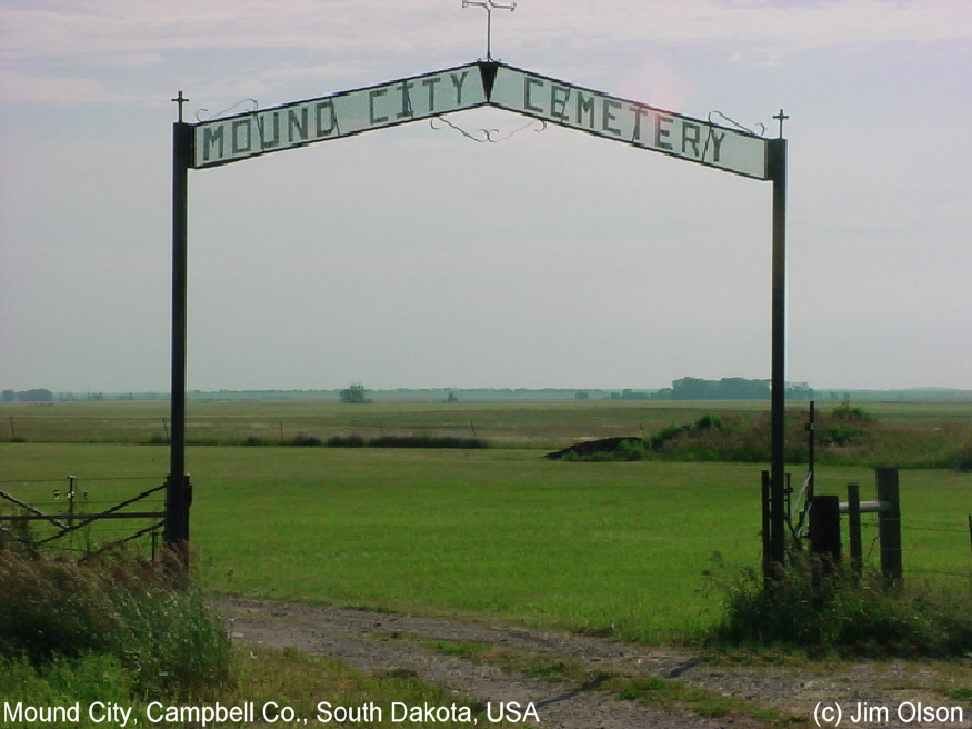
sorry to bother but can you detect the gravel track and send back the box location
[213,597,971,729]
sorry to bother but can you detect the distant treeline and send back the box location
[5,384,972,404]
[662,377,814,400]
[1,388,53,402]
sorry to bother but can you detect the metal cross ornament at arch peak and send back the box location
[463,0,516,61]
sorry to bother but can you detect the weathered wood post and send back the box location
[876,467,901,582]
[806,401,815,507]
[847,482,862,583]
[810,495,841,564]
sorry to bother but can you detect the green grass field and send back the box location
[3,411,969,643]
[5,398,971,449]
[1,399,760,447]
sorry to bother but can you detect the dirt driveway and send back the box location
[213,597,971,729]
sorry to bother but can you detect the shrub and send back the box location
[327,434,365,447]
[613,438,647,460]
[819,424,863,446]
[288,433,322,447]
[648,425,686,451]
[831,403,870,422]
[695,414,722,431]
[949,443,972,471]
[339,384,370,404]
[551,409,972,468]
[0,550,230,695]
[709,551,972,657]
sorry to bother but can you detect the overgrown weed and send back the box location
[0,548,230,696]
[707,550,972,658]
[554,408,972,469]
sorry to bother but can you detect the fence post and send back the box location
[810,495,841,564]
[67,475,77,551]
[876,467,901,582]
[761,470,771,583]
[67,475,76,525]
[847,482,862,583]
[806,400,815,506]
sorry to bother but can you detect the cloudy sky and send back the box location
[1,0,969,392]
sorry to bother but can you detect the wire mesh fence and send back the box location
[0,476,166,559]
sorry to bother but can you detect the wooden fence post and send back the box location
[810,495,841,564]
[876,467,901,582]
[847,482,862,583]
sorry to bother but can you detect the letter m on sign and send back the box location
[201,126,224,163]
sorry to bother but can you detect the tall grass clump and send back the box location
[0,549,230,695]
[710,552,972,657]
[1,651,135,713]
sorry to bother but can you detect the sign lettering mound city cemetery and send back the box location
[193,61,768,180]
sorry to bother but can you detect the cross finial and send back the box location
[773,108,789,139]
[462,0,516,61]
[172,90,189,123]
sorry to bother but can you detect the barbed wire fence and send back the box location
[858,510,972,586]
[0,476,166,559]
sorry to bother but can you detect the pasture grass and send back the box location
[4,398,968,448]
[5,398,970,468]
[0,645,503,729]
[2,442,968,644]
[3,402,968,724]
[221,646,511,728]
[188,448,762,642]
[1,399,755,448]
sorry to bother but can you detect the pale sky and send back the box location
[1,0,970,392]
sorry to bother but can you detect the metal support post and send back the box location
[166,117,191,553]
[768,136,787,568]
[761,470,771,583]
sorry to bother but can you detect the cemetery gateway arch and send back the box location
[168,60,789,567]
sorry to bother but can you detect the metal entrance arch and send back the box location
[168,60,788,568]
